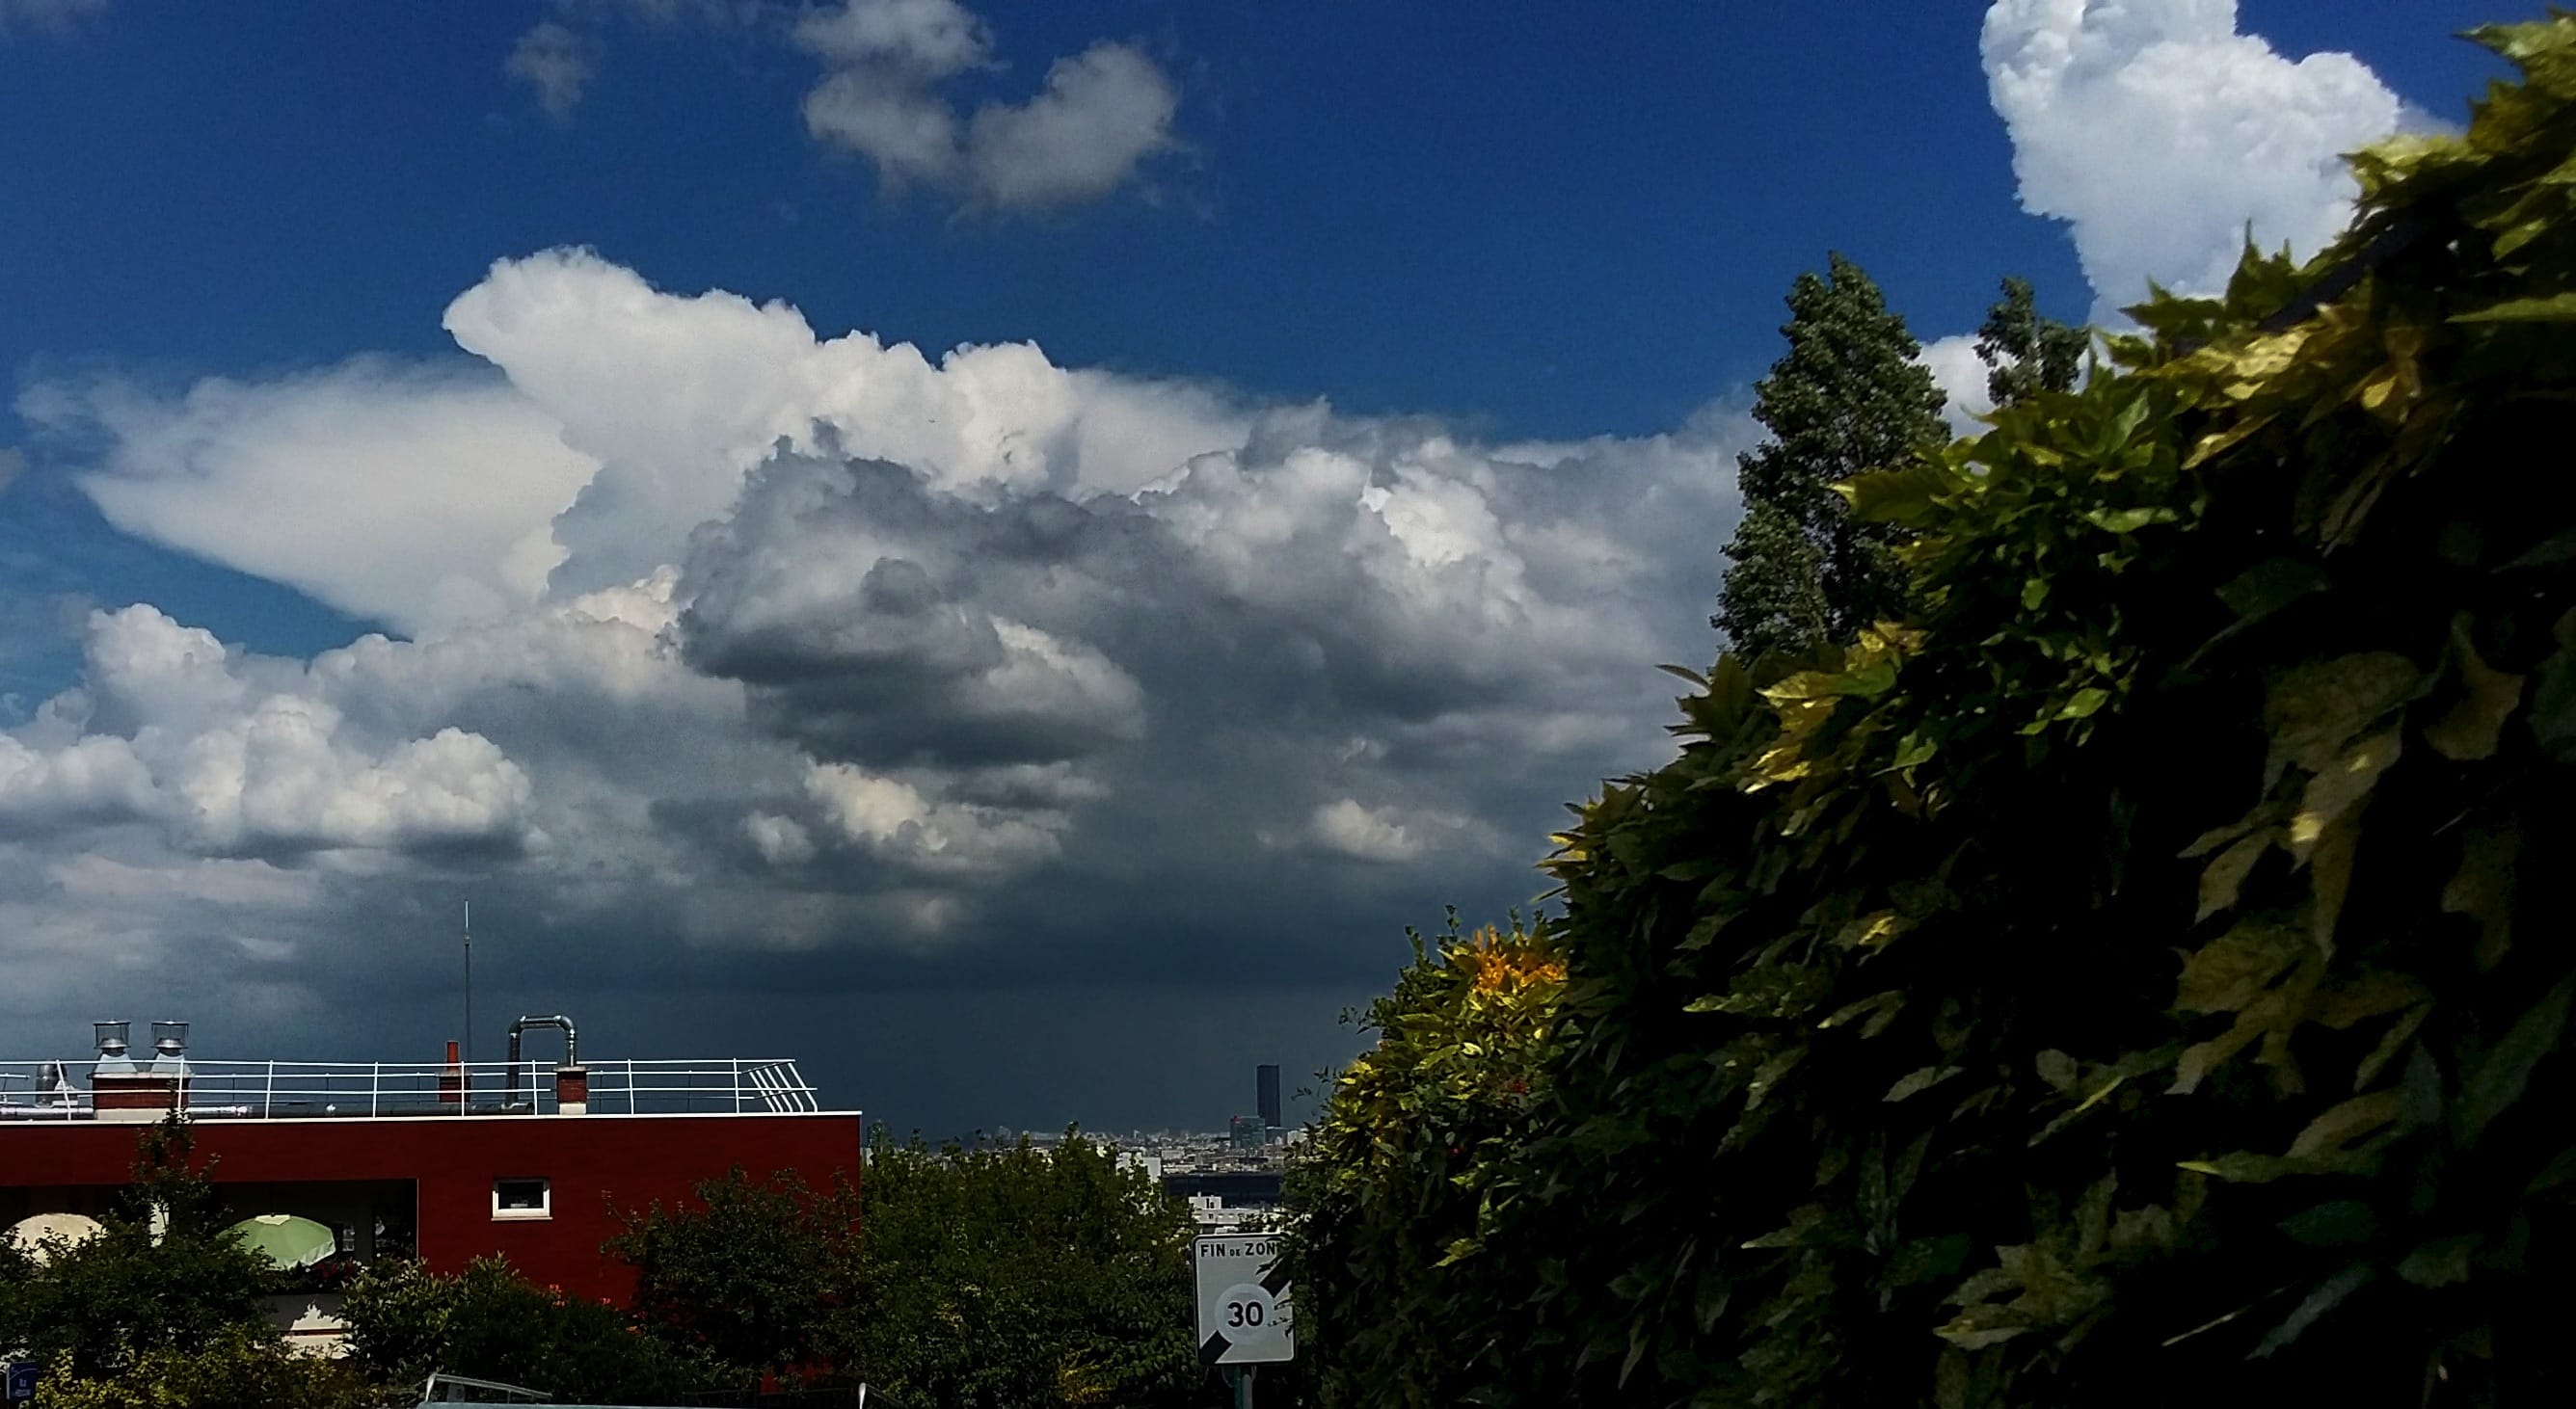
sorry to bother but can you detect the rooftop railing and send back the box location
[0,1057,818,1121]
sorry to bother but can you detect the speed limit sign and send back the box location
[1194,1233,1294,1365]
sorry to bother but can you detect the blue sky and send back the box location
[0,1,2517,1131]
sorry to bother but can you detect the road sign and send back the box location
[1194,1232,1293,1365]
[5,1361,38,1404]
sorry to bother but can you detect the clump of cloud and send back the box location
[501,0,1178,214]
[1915,332,1999,437]
[1307,799,1450,864]
[507,21,594,119]
[1,606,536,858]
[27,364,594,636]
[793,0,1178,212]
[7,249,1747,1022]
[1981,0,2413,321]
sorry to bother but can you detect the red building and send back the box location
[0,1019,863,1311]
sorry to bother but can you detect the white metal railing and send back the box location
[0,1057,818,1121]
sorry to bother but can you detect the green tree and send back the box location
[1974,274,2087,408]
[31,1329,380,1409]
[0,1117,274,1378]
[338,1256,720,1403]
[842,1129,1203,1409]
[1714,252,1949,657]
[608,1167,860,1378]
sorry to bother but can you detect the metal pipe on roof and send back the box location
[500,1015,577,1107]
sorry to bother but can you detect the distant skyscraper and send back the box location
[1257,1063,1282,1130]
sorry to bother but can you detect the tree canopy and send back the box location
[1975,275,2088,409]
[1715,253,1950,657]
[0,1118,275,1381]
[843,1130,1205,1409]
[608,1166,861,1378]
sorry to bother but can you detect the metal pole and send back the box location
[462,900,473,1104]
[1230,1365,1253,1409]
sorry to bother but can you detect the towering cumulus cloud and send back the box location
[1981,0,2410,318]
[5,251,1746,1025]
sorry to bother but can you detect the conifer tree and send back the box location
[1714,253,1947,657]
[1974,274,2087,407]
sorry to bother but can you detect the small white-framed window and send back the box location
[492,1178,550,1221]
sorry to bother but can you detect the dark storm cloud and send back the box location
[3,253,1749,1129]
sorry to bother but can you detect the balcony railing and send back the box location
[0,1057,818,1121]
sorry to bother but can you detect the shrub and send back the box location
[31,1329,383,1409]
[338,1256,722,1403]
[1278,917,1566,1408]
[845,1129,1204,1409]
[610,1167,861,1378]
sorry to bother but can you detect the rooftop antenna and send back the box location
[463,900,473,1077]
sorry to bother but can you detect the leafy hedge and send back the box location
[1280,917,1566,1408]
[1287,16,2576,1406]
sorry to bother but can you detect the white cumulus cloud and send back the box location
[0,606,538,858]
[1917,332,1999,436]
[1981,0,2412,319]
[1309,799,1428,863]
[30,363,595,636]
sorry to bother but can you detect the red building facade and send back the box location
[1,1021,863,1306]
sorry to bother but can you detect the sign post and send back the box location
[1195,1232,1292,1406]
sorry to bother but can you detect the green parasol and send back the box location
[226,1212,338,1268]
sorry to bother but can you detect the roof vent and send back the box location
[152,1021,189,1058]
[94,1022,129,1058]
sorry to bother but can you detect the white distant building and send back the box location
[1187,1193,1264,1235]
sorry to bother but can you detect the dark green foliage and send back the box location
[0,1117,274,1379]
[845,1128,1204,1408]
[338,1255,721,1403]
[609,1167,859,1376]
[596,1131,1208,1405]
[1975,275,2088,407]
[1294,18,2576,1406]
[31,1329,383,1409]
[1276,917,1565,1408]
[1716,253,1950,657]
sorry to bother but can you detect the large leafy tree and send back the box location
[841,1129,1204,1409]
[591,1130,1207,1407]
[1,1118,377,1409]
[609,1167,860,1377]
[1974,275,2088,408]
[338,1255,720,1402]
[1715,253,1949,657]
[0,1117,274,1379]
